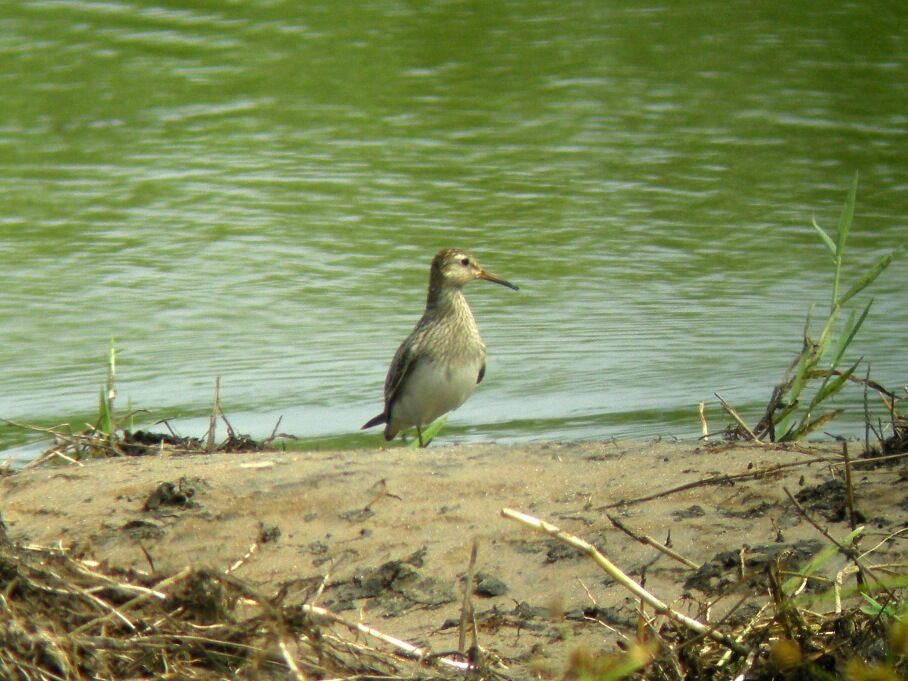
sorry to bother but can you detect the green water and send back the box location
[2,1,906,459]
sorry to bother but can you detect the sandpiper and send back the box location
[362,248,518,447]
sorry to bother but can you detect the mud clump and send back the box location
[324,548,456,616]
[143,478,200,512]
[795,479,866,523]
[120,429,204,455]
[684,540,824,595]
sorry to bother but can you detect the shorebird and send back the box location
[362,248,518,447]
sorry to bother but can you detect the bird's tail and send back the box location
[361,413,387,430]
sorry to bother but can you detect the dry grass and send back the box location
[504,502,907,680]
[0,538,488,681]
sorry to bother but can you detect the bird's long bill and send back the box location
[478,269,519,291]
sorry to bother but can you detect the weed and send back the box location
[725,174,899,442]
[408,415,448,448]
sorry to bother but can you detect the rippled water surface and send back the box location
[2,1,906,458]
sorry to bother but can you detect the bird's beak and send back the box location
[477,269,519,291]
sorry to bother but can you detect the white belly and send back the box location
[390,358,480,433]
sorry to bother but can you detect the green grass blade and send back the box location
[787,347,812,405]
[786,409,842,441]
[811,217,837,258]
[783,526,863,596]
[829,308,856,371]
[98,386,113,435]
[803,573,908,611]
[860,593,885,617]
[830,300,872,370]
[808,357,861,412]
[601,651,650,681]
[837,251,895,307]
[774,416,793,442]
[408,416,448,447]
[835,171,858,259]
[814,326,832,363]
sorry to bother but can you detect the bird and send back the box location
[362,248,518,447]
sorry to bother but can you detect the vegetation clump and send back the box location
[719,174,902,447]
[12,349,273,467]
[0,540,455,681]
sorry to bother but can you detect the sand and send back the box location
[1,440,904,678]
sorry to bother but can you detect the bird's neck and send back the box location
[425,282,472,321]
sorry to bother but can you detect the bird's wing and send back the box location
[384,336,420,413]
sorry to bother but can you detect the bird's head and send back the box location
[430,248,518,291]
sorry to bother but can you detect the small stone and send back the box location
[474,573,508,597]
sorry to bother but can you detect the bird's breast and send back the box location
[390,357,482,432]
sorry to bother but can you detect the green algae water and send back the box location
[1,1,906,460]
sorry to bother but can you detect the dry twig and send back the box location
[501,507,748,656]
[607,514,700,569]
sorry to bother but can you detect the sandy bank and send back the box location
[1,440,903,678]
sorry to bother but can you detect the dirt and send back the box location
[1,440,904,679]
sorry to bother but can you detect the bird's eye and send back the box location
[460,257,470,266]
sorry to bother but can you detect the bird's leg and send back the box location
[417,425,425,448]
